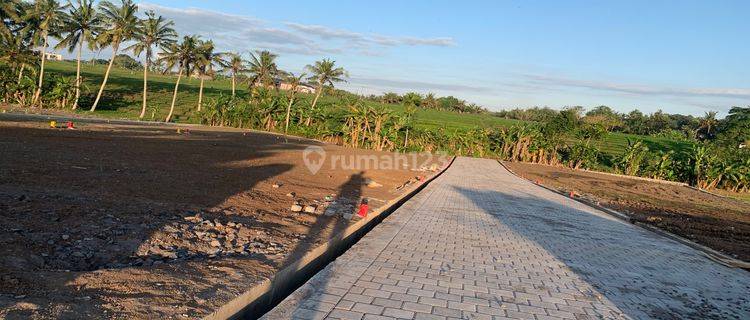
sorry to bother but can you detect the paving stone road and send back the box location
[262,157,750,320]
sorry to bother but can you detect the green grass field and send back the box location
[44,60,691,156]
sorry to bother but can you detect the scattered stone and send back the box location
[364,178,382,188]
[286,192,296,198]
[184,214,202,223]
[210,240,221,247]
[272,183,282,189]
[61,234,70,240]
[303,205,317,213]
[290,204,303,212]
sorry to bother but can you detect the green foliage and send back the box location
[617,139,649,176]
[112,53,141,70]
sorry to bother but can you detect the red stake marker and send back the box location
[357,199,369,218]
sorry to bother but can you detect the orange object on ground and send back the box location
[66,121,75,129]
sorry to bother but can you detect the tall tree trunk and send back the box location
[73,39,83,110]
[17,64,25,84]
[284,94,295,135]
[404,128,409,148]
[197,77,204,112]
[90,42,119,112]
[231,73,236,97]
[165,67,183,122]
[139,56,149,119]
[32,32,49,105]
[310,84,323,110]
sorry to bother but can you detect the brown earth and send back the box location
[504,161,750,262]
[0,117,446,319]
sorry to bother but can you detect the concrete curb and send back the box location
[203,157,457,320]
[497,160,750,271]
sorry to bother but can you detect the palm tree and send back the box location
[0,26,37,84]
[26,0,69,105]
[127,10,175,119]
[55,0,99,109]
[283,72,305,135]
[246,50,279,89]
[194,40,225,112]
[422,93,438,109]
[88,0,138,112]
[698,111,718,139]
[159,35,199,122]
[0,0,20,38]
[305,58,347,110]
[223,52,245,97]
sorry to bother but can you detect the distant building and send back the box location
[44,52,63,61]
[279,82,316,93]
[33,50,64,61]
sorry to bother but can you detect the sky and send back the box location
[62,0,750,116]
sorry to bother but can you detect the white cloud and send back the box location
[136,3,455,56]
[522,74,750,100]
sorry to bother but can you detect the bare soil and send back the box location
[0,117,443,319]
[504,162,750,262]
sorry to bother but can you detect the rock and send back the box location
[303,205,317,213]
[210,240,221,247]
[47,240,55,245]
[61,234,70,240]
[290,204,303,212]
[286,192,296,198]
[184,214,202,223]
[272,183,282,189]
[364,178,382,188]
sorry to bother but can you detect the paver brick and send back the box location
[263,157,750,320]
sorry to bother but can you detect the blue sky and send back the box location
[71,1,750,116]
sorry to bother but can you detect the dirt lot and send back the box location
[0,117,445,319]
[504,162,750,262]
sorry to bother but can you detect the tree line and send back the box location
[493,105,732,141]
[0,0,347,130]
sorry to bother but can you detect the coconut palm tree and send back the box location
[305,58,347,110]
[88,0,138,112]
[422,93,438,109]
[159,35,199,122]
[246,50,279,89]
[0,26,37,84]
[282,72,305,135]
[1,0,20,38]
[55,0,100,109]
[26,0,69,105]
[222,52,245,97]
[127,10,175,119]
[698,111,718,139]
[194,40,225,112]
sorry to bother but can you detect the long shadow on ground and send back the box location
[452,183,750,320]
[0,124,305,318]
